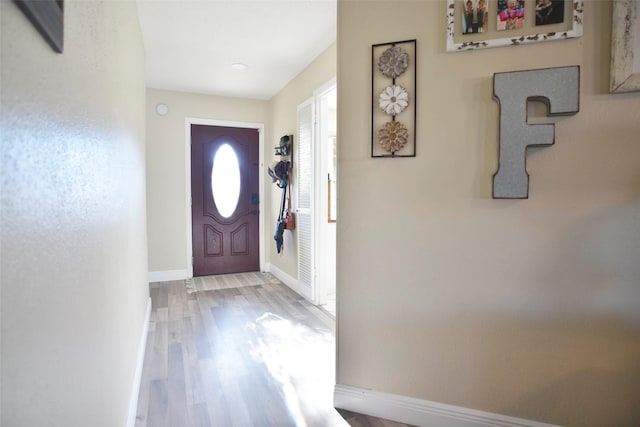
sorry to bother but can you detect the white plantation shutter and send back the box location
[296,98,314,289]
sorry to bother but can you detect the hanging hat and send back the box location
[274,135,291,156]
[268,160,289,187]
[268,160,279,183]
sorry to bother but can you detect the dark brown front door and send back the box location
[191,125,260,276]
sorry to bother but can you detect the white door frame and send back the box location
[184,118,265,278]
[312,78,337,305]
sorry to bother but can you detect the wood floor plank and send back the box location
[150,283,169,309]
[167,342,189,427]
[188,401,212,427]
[182,317,207,406]
[149,318,168,381]
[146,379,169,427]
[168,283,185,321]
[199,358,233,427]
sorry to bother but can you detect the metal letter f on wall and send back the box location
[492,66,580,199]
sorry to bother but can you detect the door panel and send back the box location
[297,98,314,292]
[191,125,259,276]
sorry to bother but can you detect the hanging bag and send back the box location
[284,167,295,230]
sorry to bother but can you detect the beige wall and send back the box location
[337,1,640,426]
[1,1,149,426]
[146,89,269,273]
[268,43,337,277]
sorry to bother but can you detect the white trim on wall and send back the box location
[127,297,152,427]
[265,262,313,302]
[184,118,266,278]
[334,384,562,427]
[148,269,189,283]
[312,78,337,306]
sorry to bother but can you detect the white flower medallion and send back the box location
[379,85,409,116]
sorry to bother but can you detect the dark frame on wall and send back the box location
[15,0,64,53]
[371,39,417,158]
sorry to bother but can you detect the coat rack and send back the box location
[271,135,294,253]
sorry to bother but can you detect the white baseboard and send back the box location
[334,384,561,427]
[148,269,189,283]
[127,297,152,427]
[264,262,313,302]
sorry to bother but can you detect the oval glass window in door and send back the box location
[211,143,241,218]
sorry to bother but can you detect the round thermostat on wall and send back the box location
[156,103,169,116]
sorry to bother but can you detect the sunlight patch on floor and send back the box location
[247,312,346,426]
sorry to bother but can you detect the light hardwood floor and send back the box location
[135,278,414,427]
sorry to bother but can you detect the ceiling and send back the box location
[136,0,337,100]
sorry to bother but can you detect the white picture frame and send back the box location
[446,0,583,52]
[610,0,640,93]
